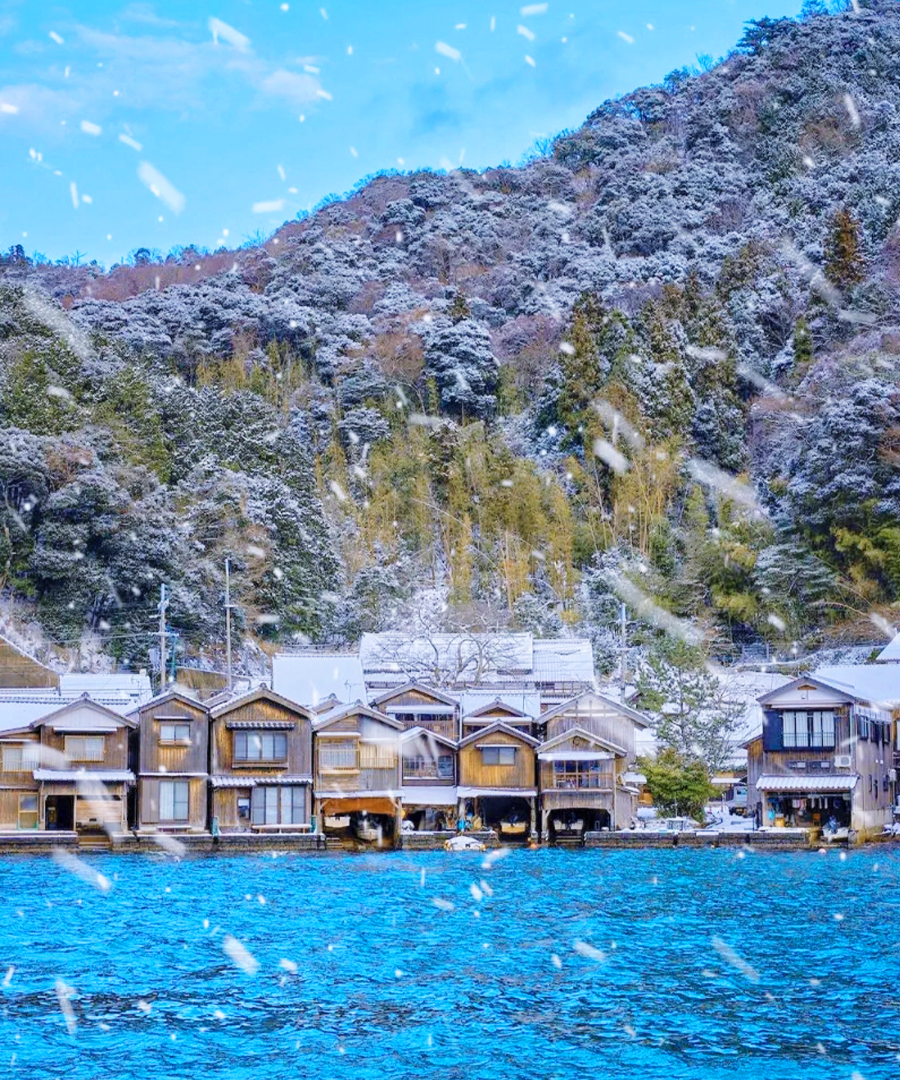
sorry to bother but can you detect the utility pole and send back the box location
[619,602,628,686]
[225,559,233,691]
[158,584,169,695]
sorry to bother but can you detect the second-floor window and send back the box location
[159,723,191,744]
[1,745,24,772]
[403,754,454,780]
[481,746,516,766]
[65,735,105,762]
[783,711,835,749]
[320,740,358,771]
[234,732,287,763]
[552,761,607,789]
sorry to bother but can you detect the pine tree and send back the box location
[793,316,813,368]
[824,207,865,291]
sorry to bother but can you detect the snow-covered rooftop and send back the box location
[59,673,152,704]
[272,653,367,708]
[875,632,900,663]
[0,689,139,733]
[458,690,542,719]
[813,664,900,708]
[359,632,595,688]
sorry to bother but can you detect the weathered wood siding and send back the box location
[138,697,209,777]
[459,730,535,790]
[212,698,312,778]
[541,698,638,757]
[40,721,130,770]
[140,776,207,828]
[401,731,456,787]
[314,712,401,794]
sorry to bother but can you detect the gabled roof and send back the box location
[370,682,458,708]
[210,685,313,720]
[464,697,531,720]
[400,725,458,750]
[876,631,900,662]
[813,664,900,708]
[31,694,138,730]
[539,690,650,729]
[128,688,205,719]
[536,725,627,757]
[313,701,404,732]
[757,675,859,707]
[459,722,540,749]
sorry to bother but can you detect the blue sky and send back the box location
[0,0,804,264]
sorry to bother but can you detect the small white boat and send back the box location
[499,819,528,837]
[324,815,351,830]
[444,835,486,852]
[352,814,382,843]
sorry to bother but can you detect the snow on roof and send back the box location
[59,673,152,702]
[813,664,900,708]
[531,639,595,685]
[875,632,900,662]
[272,653,367,708]
[459,690,542,719]
[359,633,595,688]
[0,691,135,733]
[360,631,534,683]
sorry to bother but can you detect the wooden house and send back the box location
[536,691,649,839]
[209,688,314,833]
[461,698,537,738]
[312,702,403,844]
[748,676,894,840]
[30,696,137,834]
[457,723,539,840]
[400,726,458,831]
[369,683,459,739]
[132,690,211,833]
[0,723,40,831]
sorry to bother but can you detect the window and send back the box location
[250,786,305,825]
[782,711,835,749]
[159,780,189,822]
[402,753,454,780]
[320,740,358,771]
[481,746,516,766]
[359,742,397,769]
[234,731,287,763]
[159,723,191,743]
[1,745,24,772]
[18,794,38,830]
[237,794,251,821]
[64,735,105,762]
[552,760,606,789]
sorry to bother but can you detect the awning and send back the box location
[756,774,859,793]
[225,721,296,730]
[400,786,459,806]
[538,751,615,762]
[34,769,134,783]
[50,726,120,734]
[711,776,744,787]
[621,771,647,785]
[457,786,537,798]
[210,775,311,788]
[319,796,399,816]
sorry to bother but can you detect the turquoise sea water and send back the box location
[0,847,898,1080]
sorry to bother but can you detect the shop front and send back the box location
[756,775,858,831]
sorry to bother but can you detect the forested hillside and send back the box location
[2,0,900,673]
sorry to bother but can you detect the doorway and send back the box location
[45,794,75,831]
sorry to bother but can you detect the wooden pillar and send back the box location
[529,796,537,837]
[394,799,403,848]
[540,805,549,842]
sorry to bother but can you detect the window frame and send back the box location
[481,746,517,766]
[159,779,190,823]
[64,735,106,762]
[782,710,835,750]
[158,722,192,744]
[1,744,24,772]
[319,739,359,772]
[18,793,38,830]
[250,785,305,825]
[233,730,288,764]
